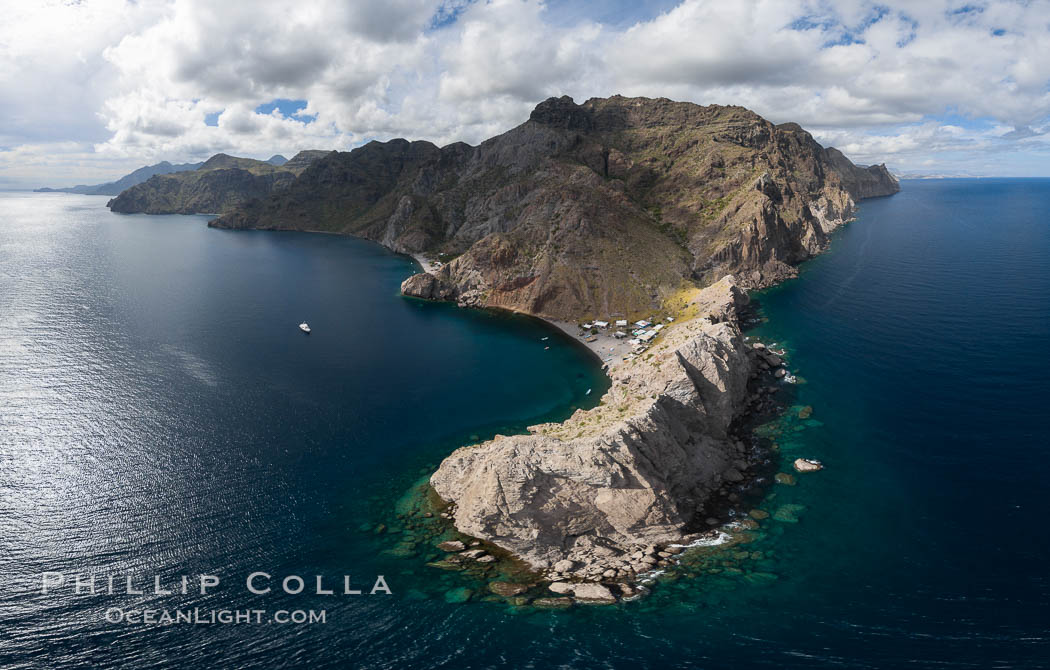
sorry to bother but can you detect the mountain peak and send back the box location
[529,95,593,130]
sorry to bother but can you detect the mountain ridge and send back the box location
[211,95,898,321]
[106,150,331,215]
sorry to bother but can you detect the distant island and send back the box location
[35,160,204,195]
[97,95,899,603]
[35,154,290,196]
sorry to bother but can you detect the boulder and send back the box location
[572,583,617,604]
[553,559,575,573]
[793,458,823,473]
[437,540,465,552]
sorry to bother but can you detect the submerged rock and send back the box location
[533,597,574,610]
[772,504,806,523]
[774,473,797,486]
[744,572,779,586]
[444,587,474,604]
[488,582,529,597]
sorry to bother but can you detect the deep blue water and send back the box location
[1,181,1048,669]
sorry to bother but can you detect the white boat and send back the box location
[299,322,311,333]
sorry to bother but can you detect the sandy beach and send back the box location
[547,320,639,371]
[411,253,443,274]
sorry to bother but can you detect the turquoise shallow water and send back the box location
[2,182,1049,668]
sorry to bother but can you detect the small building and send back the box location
[635,320,651,328]
[582,323,594,330]
[653,324,664,331]
[594,320,609,328]
[613,331,627,338]
[615,319,628,327]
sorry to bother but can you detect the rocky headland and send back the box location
[121,95,897,602]
[431,276,756,581]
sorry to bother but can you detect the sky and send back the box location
[2,0,1050,188]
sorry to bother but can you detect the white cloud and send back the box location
[3,0,1050,188]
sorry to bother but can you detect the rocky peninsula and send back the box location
[430,276,756,581]
[159,95,897,598]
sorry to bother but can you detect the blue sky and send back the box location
[2,0,1049,188]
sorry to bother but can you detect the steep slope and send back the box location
[212,96,898,320]
[106,150,330,215]
[35,160,203,195]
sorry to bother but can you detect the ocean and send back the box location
[0,181,1047,668]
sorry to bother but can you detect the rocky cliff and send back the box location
[212,95,898,321]
[430,276,755,579]
[106,150,330,215]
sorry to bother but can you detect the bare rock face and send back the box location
[429,277,752,575]
[400,272,455,301]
